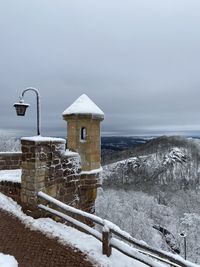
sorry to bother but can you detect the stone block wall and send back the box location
[0,137,101,220]
[20,137,100,216]
[0,152,22,204]
[78,172,101,213]
[64,115,102,172]
[0,181,21,203]
[21,138,66,208]
[0,152,22,170]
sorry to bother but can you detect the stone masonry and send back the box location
[0,152,22,203]
[0,152,21,170]
[0,181,21,203]
[65,115,102,171]
[20,136,101,215]
[21,138,78,210]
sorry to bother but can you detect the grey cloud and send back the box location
[1,0,200,137]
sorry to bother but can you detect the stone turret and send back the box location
[62,94,104,172]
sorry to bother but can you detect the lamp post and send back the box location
[13,87,41,135]
[179,232,187,260]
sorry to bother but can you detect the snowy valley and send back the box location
[96,136,200,263]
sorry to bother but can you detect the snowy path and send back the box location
[0,193,148,267]
[0,208,95,267]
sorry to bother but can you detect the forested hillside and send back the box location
[96,136,200,263]
[102,136,200,191]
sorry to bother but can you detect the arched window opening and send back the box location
[80,127,87,141]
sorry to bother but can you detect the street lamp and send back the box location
[179,232,187,260]
[13,87,41,135]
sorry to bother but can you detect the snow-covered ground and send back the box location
[0,170,21,183]
[0,253,18,267]
[0,192,149,267]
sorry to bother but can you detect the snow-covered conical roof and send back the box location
[62,94,104,119]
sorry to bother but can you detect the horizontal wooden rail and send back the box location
[110,228,194,267]
[38,191,199,267]
[38,204,158,267]
[110,238,164,267]
[38,204,102,242]
[38,191,104,226]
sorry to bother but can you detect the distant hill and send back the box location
[101,136,149,165]
[101,136,200,191]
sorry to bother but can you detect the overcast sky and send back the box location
[1,0,200,137]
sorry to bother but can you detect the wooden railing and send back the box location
[38,191,199,267]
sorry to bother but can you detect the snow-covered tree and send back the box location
[180,213,200,263]
[0,136,21,152]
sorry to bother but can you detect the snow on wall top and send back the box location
[64,149,79,157]
[81,167,103,175]
[62,94,104,118]
[0,169,21,183]
[21,136,66,143]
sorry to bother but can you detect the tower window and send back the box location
[80,127,87,141]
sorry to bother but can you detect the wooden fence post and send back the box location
[102,225,112,257]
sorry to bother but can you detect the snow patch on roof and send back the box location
[21,136,66,143]
[62,94,104,117]
[0,169,21,183]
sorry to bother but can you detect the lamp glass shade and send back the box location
[13,102,29,116]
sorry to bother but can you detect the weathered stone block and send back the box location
[26,182,36,190]
[55,169,63,178]
[36,169,46,177]
[39,152,47,161]
[53,159,60,165]
[35,175,45,183]
[45,185,57,198]
[36,181,45,189]
[47,152,53,160]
